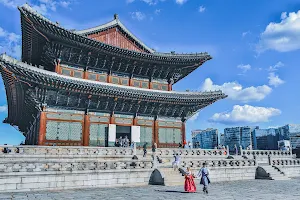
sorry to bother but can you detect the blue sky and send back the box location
[0,0,299,144]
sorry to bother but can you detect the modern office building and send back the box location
[224,126,259,150]
[278,124,300,149]
[192,128,218,149]
[253,128,279,150]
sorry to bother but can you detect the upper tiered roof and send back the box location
[19,4,212,83]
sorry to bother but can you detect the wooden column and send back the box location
[108,72,112,83]
[154,117,159,147]
[83,114,90,146]
[181,120,186,145]
[38,111,47,145]
[168,83,172,91]
[55,59,61,74]
[110,113,115,124]
[133,115,138,125]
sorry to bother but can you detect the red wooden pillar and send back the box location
[168,83,172,91]
[154,118,159,147]
[83,114,90,146]
[110,113,115,124]
[133,116,138,125]
[182,121,186,145]
[38,111,47,145]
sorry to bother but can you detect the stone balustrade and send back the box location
[179,159,256,169]
[154,148,228,158]
[0,159,153,174]
[271,159,300,166]
[242,150,292,158]
[0,145,134,157]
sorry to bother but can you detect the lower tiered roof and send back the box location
[0,54,227,132]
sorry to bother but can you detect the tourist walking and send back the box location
[184,167,196,193]
[143,142,148,157]
[172,153,181,171]
[234,144,238,155]
[197,163,210,194]
[183,140,187,148]
[188,141,192,149]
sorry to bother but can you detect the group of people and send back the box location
[115,136,130,147]
[171,154,210,194]
[178,140,193,149]
[184,163,210,194]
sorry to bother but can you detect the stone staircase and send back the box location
[262,165,290,180]
[159,168,185,186]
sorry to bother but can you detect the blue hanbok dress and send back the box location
[197,167,210,187]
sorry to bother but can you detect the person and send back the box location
[183,140,187,148]
[287,146,290,152]
[2,144,10,154]
[152,143,157,153]
[172,153,181,171]
[184,167,196,193]
[124,136,129,147]
[188,141,192,149]
[143,142,148,157]
[234,144,238,155]
[178,143,182,148]
[197,163,210,194]
[119,136,123,147]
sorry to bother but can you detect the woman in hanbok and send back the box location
[197,163,210,194]
[184,167,196,193]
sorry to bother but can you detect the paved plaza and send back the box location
[0,179,300,200]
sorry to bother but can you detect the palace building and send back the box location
[0,4,226,147]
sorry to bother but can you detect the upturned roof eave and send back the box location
[0,54,226,103]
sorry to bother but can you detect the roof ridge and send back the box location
[75,16,155,53]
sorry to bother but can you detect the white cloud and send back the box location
[189,112,199,122]
[257,10,300,52]
[201,78,272,103]
[268,72,285,87]
[199,6,205,13]
[130,11,146,21]
[268,61,284,72]
[155,9,161,15]
[176,0,187,5]
[0,0,73,15]
[242,31,250,37]
[0,26,21,58]
[0,105,7,113]
[237,64,251,73]
[209,105,281,124]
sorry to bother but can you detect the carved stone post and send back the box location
[226,145,230,156]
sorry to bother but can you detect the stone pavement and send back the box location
[0,179,300,200]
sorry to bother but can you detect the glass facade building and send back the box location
[278,124,300,149]
[253,128,279,150]
[224,126,258,150]
[192,129,218,149]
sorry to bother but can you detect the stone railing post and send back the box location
[226,145,230,156]
[133,143,137,156]
[153,151,157,169]
[239,145,243,155]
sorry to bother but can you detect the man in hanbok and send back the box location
[172,154,181,171]
[197,163,210,194]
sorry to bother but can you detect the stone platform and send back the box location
[0,146,300,193]
[0,179,300,200]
